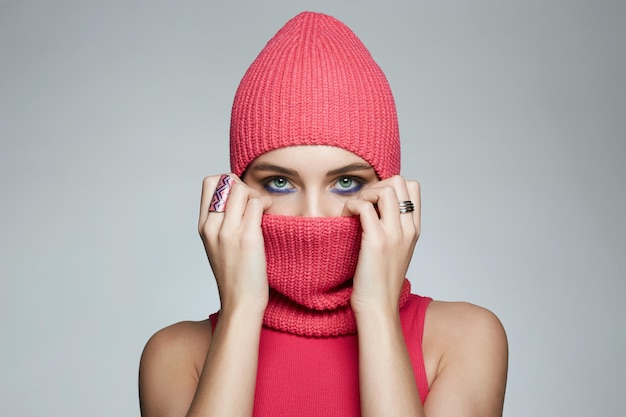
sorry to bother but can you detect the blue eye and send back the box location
[264,177,295,193]
[331,177,363,194]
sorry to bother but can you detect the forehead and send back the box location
[250,145,370,169]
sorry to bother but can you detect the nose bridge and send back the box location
[301,187,334,217]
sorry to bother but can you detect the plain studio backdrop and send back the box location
[1,1,624,416]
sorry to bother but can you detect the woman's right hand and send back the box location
[198,174,272,315]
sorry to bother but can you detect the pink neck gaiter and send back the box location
[261,214,411,337]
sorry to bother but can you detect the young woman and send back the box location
[139,11,508,417]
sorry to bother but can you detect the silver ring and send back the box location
[399,200,415,214]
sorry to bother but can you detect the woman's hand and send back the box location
[344,176,424,417]
[198,174,272,315]
[343,175,421,315]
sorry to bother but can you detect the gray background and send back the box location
[1,1,624,416]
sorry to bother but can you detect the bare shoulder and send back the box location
[139,320,213,417]
[425,300,507,347]
[144,319,212,354]
[423,301,508,416]
[141,320,213,371]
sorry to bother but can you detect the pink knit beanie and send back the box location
[230,11,400,179]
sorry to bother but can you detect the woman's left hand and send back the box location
[343,175,421,315]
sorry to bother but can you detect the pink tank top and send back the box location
[210,294,431,416]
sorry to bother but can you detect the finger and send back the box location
[208,174,235,213]
[199,174,236,241]
[343,198,384,236]
[199,175,221,229]
[382,176,419,236]
[405,180,421,235]
[372,176,415,227]
[358,185,402,233]
[220,177,252,231]
[240,195,273,231]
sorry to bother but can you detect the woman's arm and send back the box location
[423,301,508,417]
[139,308,264,417]
[185,306,265,417]
[139,320,212,417]
[348,176,508,416]
[354,301,508,417]
[355,308,425,417]
[139,175,271,417]
[346,176,425,417]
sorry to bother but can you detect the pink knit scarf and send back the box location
[261,214,411,337]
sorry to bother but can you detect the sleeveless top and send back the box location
[209,293,431,416]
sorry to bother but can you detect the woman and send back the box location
[139,11,508,417]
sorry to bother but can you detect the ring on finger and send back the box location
[399,200,415,214]
[208,174,234,213]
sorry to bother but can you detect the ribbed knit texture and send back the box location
[209,294,432,414]
[262,214,411,336]
[230,11,400,179]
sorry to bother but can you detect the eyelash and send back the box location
[262,176,365,194]
[330,177,364,194]
[263,177,296,193]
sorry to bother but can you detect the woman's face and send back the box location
[243,145,380,217]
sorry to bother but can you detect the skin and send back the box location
[138,145,508,417]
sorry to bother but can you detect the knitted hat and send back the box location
[230,11,400,179]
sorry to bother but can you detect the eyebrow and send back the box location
[249,162,374,177]
[326,163,374,176]
[249,163,299,176]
